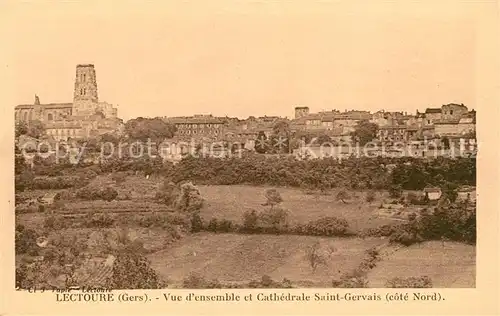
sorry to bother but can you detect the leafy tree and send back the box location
[336,190,349,204]
[125,117,176,150]
[314,134,333,145]
[263,189,283,208]
[190,212,203,233]
[351,120,378,145]
[242,210,259,232]
[255,131,269,154]
[365,191,376,203]
[15,121,28,137]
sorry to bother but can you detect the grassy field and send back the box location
[366,241,476,288]
[198,185,397,230]
[147,232,387,287]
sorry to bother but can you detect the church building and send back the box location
[15,64,123,141]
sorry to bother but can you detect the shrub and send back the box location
[174,182,204,212]
[101,187,118,202]
[217,219,234,233]
[155,181,180,205]
[264,189,283,207]
[389,185,403,198]
[76,186,118,201]
[365,191,376,203]
[207,218,218,233]
[106,253,164,289]
[182,272,222,289]
[258,207,290,233]
[385,276,432,288]
[111,172,128,184]
[15,225,39,256]
[336,190,350,203]
[247,275,293,288]
[43,215,68,231]
[301,216,351,237]
[389,224,423,246]
[242,210,259,233]
[84,213,115,228]
[359,224,397,238]
[190,212,203,233]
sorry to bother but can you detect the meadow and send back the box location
[15,174,476,288]
[147,232,387,287]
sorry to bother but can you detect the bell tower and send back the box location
[73,64,99,116]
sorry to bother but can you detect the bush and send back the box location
[44,215,68,231]
[111,172,128,184]
[207,218,218,232]
[247,275,293,288]
[258,207,289,233]
[182,272,222,289]
[365,191,376,203]
[389,225,423,246]
[76,186,118,201]
[84,213,115,228]
[31,176,85,190]
[359,224,398,238]
[174,182,204,212]
[299,216,351,237]
[332,275,368,288]
[242,210,259,233]
[389,185,402,198]
[385,276,432,288]
[106,253,164,289]
[190,212,203,233]
[101,187,118,202]
[15,225,39,256]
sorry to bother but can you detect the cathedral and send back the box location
[15,64,123,141]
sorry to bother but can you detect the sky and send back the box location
[1,0,490,121]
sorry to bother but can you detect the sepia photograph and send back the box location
[9,0,482,294]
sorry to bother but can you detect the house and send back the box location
[40,192,61,205]
[423,187,442,200]
[457,186,476,202]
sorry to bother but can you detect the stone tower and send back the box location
[73,64,98,116]
[294,106,310,119]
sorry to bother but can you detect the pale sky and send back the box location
[1,0,489,121]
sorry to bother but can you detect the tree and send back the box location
[272,119,291,136]
[263,189,283,209]
[124,117,177,150]
[242,210,259,232]
[336,190,349,204]
[190,212,203,233]
[15,121,28,137]
[351,121,378,145]
[173,182,204,212]
[314,134,332,145]
[255,131,269,154]
[305,241,336,273]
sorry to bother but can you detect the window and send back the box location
[48,113,53,121]
[427,120,431,124]
[450,110,453,115]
